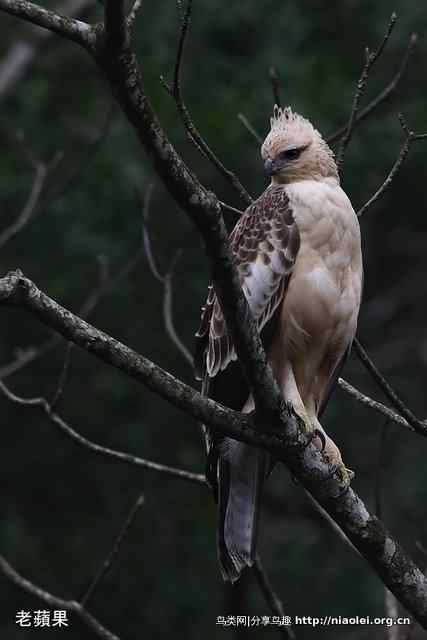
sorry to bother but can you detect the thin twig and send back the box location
[269,66,281,107]
[338,378,415,433]
[0,162,47,249]
[127,0,142,31]
[219,201,244,218]
[42,102,116,209]
[50,341,73,411]
[354,338,427,436]
[358,114,427,217]
[303,490,360,557]
[0,379,205,485]
[161,0,252,205]
[0,555,119,640]
[336,13,397,168]
[253,556,295,639]
[327,33,417,145]
[141,189,193,365]
[163,256,193,366]
[81,494,145,606]
[0,336,57,379]
[237,113,263,144]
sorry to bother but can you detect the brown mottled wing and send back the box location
[194,184,300,382]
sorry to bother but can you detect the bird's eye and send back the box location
[280,147,301,161]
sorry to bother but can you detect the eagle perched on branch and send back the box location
[195,106,363,582]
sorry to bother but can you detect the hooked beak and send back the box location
[264,158,277,177]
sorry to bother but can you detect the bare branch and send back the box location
[0,0,95,49]
[43,102,116,209]
[1,272,427,625]
[163,259,194,366]
[0,336,57,379]
[338,378,416,434]
[336,13,397,168]
[358,114,427,217]
[327,33,417,145]
[161,0,252,206]
[0,555,120,640]
[219,201,244,218]
[81,495,145,606]
[0,236,143,381]
[354,338,427,436]
[0,0,94,104]
[0,161,47,249]
[127,0,142,32]
[0,378,206,485]
[237,112,263,144]
[253,556,295,639]
[141,190,193,365]
[269,66,282,107]
[302,489,360,557]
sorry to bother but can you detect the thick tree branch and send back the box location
[1,270,427,626]
[0,555,119,640]
[0,0,95,48]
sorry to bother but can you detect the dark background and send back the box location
[1,1,427,638]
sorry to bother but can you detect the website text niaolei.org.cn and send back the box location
[216,614,412,628]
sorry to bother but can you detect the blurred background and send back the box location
[1,1,427,638]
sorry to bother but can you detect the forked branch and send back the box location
[358,114,427,216]
[0,555,119,640]
[161,0,252,206]
[336,12,397,168]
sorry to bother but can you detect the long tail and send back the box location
[217,439,269,583]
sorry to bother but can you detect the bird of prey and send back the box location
[195,106,363,583]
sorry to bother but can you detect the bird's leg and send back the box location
[280,368,314,435]
[312,420,354,485]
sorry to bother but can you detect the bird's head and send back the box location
[261,106,338,184]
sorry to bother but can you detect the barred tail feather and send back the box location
[217,440,268,582]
